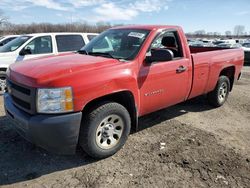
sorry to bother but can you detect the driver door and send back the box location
[138,30,191,115]
[17,36,53,62]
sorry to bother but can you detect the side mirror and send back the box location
[19,48,32,56]
[146,49,173,63]
[0,42,4,47]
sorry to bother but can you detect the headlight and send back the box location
[37,87,74,114]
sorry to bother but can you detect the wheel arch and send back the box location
[219,66,235,91]
[81,90,138,132]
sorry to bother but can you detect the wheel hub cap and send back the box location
[218,82,228,103]
[102,124,114,137]
[96,114,124,150]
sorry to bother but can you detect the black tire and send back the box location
[79,102,131,159]
[207,76,230,107]
[0,71,7,94]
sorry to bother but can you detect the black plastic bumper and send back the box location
[4,93,82,155]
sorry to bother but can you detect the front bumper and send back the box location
[4,93,82,155]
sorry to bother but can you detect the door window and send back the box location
[149,30,183,59]
[56,35,85,52]
[23,36,52,54]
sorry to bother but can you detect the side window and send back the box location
[24,36,52,55]
[56,35,85,52]
[150,30,183,59]
[87,35,97,41]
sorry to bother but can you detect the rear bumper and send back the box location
[4,93,82,155]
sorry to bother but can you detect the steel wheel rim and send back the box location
[96,114,124,150]
[218,82,228,103]
[0,75,6,93]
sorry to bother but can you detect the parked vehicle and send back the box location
[0,35,20,47]
[4,25,244,159]
[241,43,250,52]
[242,43,250,65]
[217,43,241,48]
[213,40,224,46]
[201,39,215,47]
[188,40,204,47]
[0,32,98,92]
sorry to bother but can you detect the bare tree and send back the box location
[225,31,232,37]
[194,30,206,35]
[234,25,245,36]
[0,10,8,26]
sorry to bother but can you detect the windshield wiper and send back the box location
[78,51,122,60]
[77,49,88,55]
[88,52,115,59]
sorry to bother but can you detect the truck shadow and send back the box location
[0,114,97,185]
[137,95,213,131]
[0,96,213,185]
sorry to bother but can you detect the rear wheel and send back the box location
[207,76,230,107]
[0,71,7,94]
[79,102,131,159]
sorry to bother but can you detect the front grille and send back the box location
[7,80,36,114]
[11,83,30,95]
[12,95,31,110]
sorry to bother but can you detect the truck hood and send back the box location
[9,53,121,87]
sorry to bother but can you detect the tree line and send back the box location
[0,10,116,35]
[0,10,249,38]
[187,25,249,39]
[0,22,114,35]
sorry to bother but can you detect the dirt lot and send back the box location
[0,67,250,188]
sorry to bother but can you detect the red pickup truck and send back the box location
[4,25,244,158]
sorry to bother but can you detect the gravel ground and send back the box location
[0,67,250,188]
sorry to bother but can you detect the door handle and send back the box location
[176,65,187,73]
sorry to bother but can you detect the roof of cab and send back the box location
[19,32,98,37]
[111,25,182,31]
[1,35,20,38]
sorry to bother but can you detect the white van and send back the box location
[0,32,98,92]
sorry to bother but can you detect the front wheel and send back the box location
[79,102,131,159]
[0,71,7,94]
[207,76,230,107]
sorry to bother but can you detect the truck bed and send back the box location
[190,46,230,53]
[188,47,244,99]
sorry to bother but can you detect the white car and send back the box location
[217,43,241,48]
[0,32,98,92]
[241,43,250,52]
[0,35,20,47]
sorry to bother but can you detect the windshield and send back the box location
[0,36,32,53]
[242,43,250,48]
[80,29,150,60]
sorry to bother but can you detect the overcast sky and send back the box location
[1,0,250,33]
